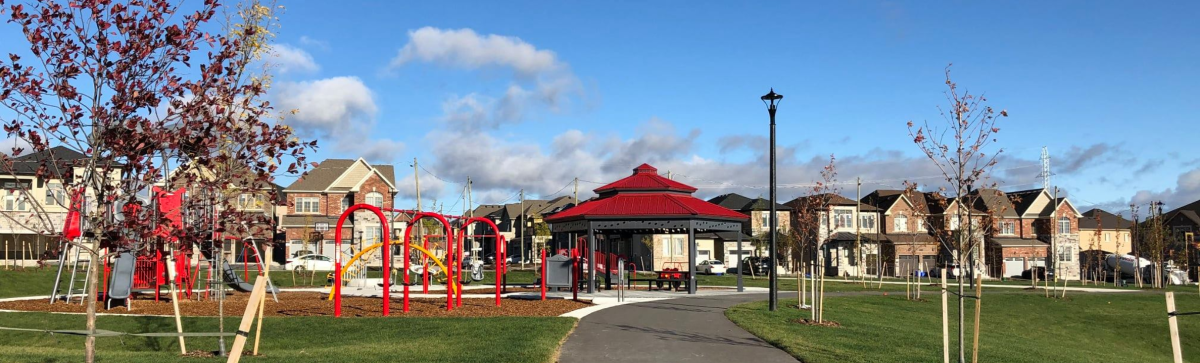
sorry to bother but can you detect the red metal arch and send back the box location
[333,204,391,317]
[401,212,457,312]
[457,217,506,306]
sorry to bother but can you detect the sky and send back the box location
[3,1,1199,216]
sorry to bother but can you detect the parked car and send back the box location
[285,254,334,271]
[1021,266,1054,280]
[740,257,773,276]
[697,260,726,275]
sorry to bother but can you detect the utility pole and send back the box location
[856,177,862,281]
[413,157,422,246]
[519,189,525,268]
[573,178,579,206]
[1053,186,1059,282]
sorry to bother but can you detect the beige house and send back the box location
[0,146,122,266]
[1078,208,1133,255]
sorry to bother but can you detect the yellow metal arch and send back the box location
[328,241,459,300]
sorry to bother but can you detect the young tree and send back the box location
[789,155,837,313]
[0,1,312,361]
[907,65,1007,363]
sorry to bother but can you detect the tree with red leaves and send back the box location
[0,0,313,361]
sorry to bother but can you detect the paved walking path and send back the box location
[557,293,798,363]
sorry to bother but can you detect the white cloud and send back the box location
[298,36,330,51]
[1130,168,1200,211]
[275,76,376,136]
[0,137,33,156]
[268,44,319,74]
[389,27,561,77]
[389,27,583,130]
[273,77,403,162]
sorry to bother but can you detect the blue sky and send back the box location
[4,1,1199,215]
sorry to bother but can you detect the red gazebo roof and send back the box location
[545,164,748,222]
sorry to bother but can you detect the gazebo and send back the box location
[545,163,749,294]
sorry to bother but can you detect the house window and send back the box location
[860,214,877,230]
[366,192,384,208]
[3,191,27,211]
[1104,233,1111,242]
[950,215,960,231]
[238,193,264,210]
[341,195,351,211]
[917,217,927,232]
[45,182,65,206]
[666,236,685,257]
[834,210,854,229]
[1058,217,1071,234]
[1000,221,1015,235]
[1058,247,1073,262]
[895,214,908,232]
[296,197,320,214]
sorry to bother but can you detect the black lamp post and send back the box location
[761,88,782,311]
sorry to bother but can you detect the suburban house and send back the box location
[1077,208,1134,279]
[707,193,785,268]
[860,189,941,277]
[1000,188,1083,280]
[786,193,882,277]
[968,188,1043,278]
[279,158,397,262]
[0,146,117,266]
[1163,199,1200,243]
[471,196,574,263]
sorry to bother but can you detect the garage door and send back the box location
[1003,257,1025,277]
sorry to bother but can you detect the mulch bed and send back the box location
[791,318,841,327]
[0,292,591,318]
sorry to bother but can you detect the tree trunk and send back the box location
[84,247,100,363]
[958,273,965,363]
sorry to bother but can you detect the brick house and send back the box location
[860,189,942,277]
[991,188,1083,279]
[279,158,396,262]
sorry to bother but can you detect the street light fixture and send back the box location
[761,88,782,311]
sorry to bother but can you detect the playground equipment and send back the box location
[332,204,393,317]
[327,240,459,300]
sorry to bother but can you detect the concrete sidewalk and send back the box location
[557,293,798,363]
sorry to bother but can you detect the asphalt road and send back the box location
[557,293,798,363]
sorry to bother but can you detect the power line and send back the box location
[418,164,459,185]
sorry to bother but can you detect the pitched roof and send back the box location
[710,193,791,212]
[472,204,504,218]
[785,193,879,211]
[593,163,697,194]
[861,190,905,213]
[286,159,356,191]
[709,193,753,210]
[971,189,1019,217]
[545,163,747,223]
[1079,208,1133,230]
[4,146,92,175]
[1176,210,1200,227]
[285,159,395,192]
[1006,188,1046,216]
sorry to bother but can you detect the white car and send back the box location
[285,254,335,271]
[697,260,726,275]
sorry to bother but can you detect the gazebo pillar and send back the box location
[736,232,743,292]
[587,224,595,294]
[688,224,697,294]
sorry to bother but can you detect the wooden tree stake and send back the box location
[1166,292,1184,363]
[942,268,949,363]
[253,276,266,356]
[972,274,982,363]
[226,277,267,363]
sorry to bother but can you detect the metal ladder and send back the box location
[49,240,93,304]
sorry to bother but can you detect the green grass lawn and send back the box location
[0,311,575,362]
[727,292,1200,362]
[0,267,59,298]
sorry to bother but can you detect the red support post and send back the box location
[541,248,547,301]
[446,231,454,311]
[456,231,463,307]
[333,204,391,318]
[399,212,456,313]
[422,237,429,294]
